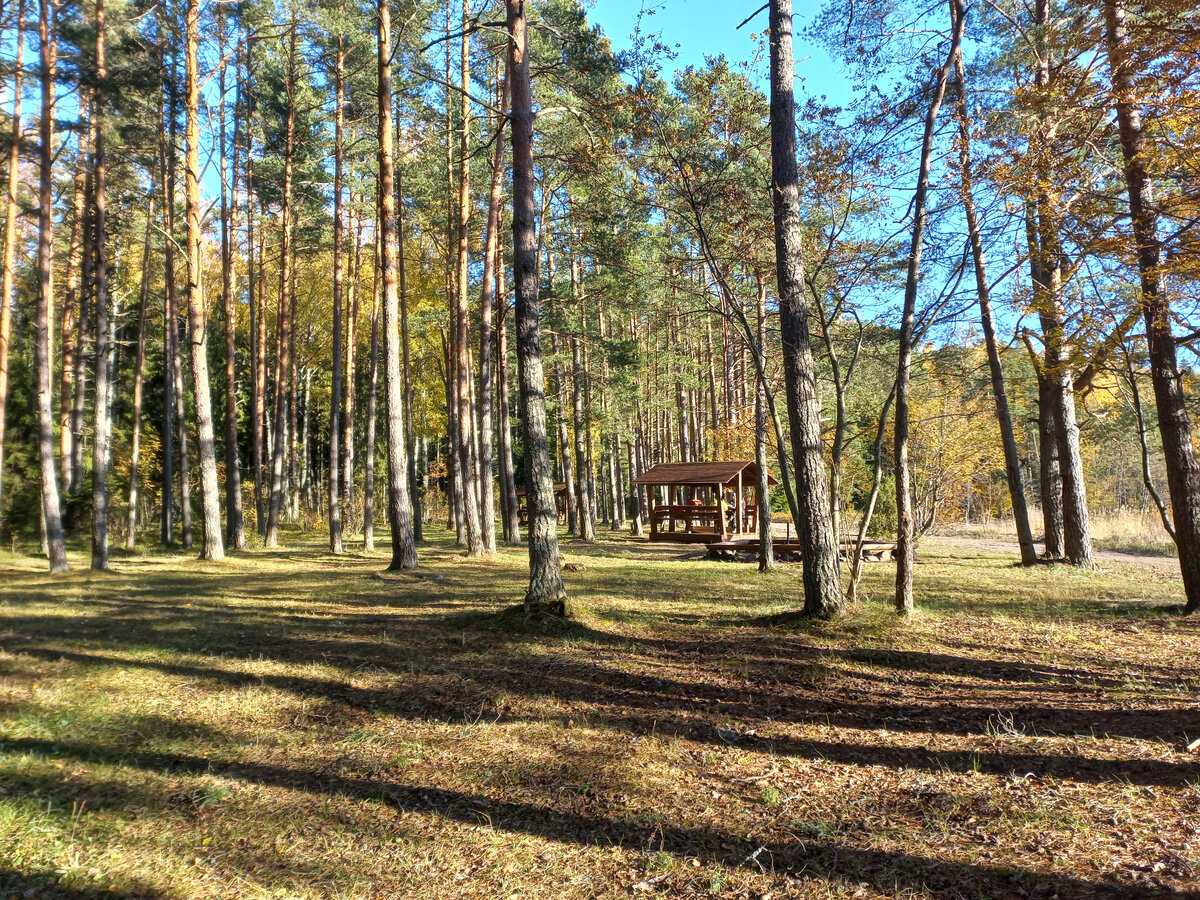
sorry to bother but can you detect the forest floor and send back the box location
[0,526,1197,899]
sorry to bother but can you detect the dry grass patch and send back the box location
[1,527,1197,898]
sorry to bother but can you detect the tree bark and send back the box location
[377,0,418,570]
[328,31,345,554]
[184,0,223,560]
[35,0,66,572]
[477,61,508,554]
[755,277,774,571]
[164,35,192,550]
[453,0,484,555]
[1028,0,1091,568]
[1032,225,1093,568]
[627,430,643,536]
[265,22,297,548]
[1103,0,1200,612]
[396,140,422,542]
[301,367,313,508]
[156,24,175,545]
[343,203,361,533]
[219,8,245,551]
[571,331,594,542]
[952,32,1037,566]
[91,0,112,570]
[1035,370,1066,557]
[287,258,299,519]
[57,109,85,493]
[497,261,521,544]
[363,229,381,553]
[67,94,93,506]
[0,0,23,509]
[244,31,265,536]
[507,0,566,614]
[127,194,153,550]
[768,0,842,616]
[892,0,963,614]
[548,265,577,536]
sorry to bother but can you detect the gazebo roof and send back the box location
[632,461,776,487]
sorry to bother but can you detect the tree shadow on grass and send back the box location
[7,646,1197,787]
[2,736,1179,900]
[0,868,165,899]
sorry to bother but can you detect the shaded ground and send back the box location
[0,526,1197,899]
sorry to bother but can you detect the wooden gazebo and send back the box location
[632,461,775,543]
[516,483,568,525]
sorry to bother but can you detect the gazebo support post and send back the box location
[735,471,743,534]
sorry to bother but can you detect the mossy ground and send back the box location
[0,526,1196,898]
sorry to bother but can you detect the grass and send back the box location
[939,510,1179,558]
[0,523,1197,898]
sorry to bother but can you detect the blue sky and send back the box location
[585,0,854,106]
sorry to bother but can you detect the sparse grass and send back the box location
[939,510,1179,558]
[0,523,1197,898]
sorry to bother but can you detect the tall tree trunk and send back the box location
[768,0,841,616]
[185,0,223,560]
[328,31,345,553]
[91,0,112,570]
[893,0,963,614]
[245,32,265,536]
[571,332,594,542]
[443,0,464,546]
[952,32,1037,566]
[443,331,465,537]
[127,195,153,549]
[1029,0,1090,567]
[265,22,296,548]
[1035,371,1065,556]
[287,260,299,519]
[35,0,66,572]
[66,93,94,506]
[157,34,175,545]
[548,265,577,535]
[673,302,691,463]
[0,0,23,508]
[165,34,192,550]
[507,0,566,614]
[301,367,312,507]
[220,9,245,551]
[343,202,361,533]
[497,266,521,544]
[582,313,597,525]
[377,0,417,570]
[755,277,774,571]
[1103,0,1200,612]
[173,307,192,547]
[627,430,642,535]
[397,144,422,542]
[477,61,508,554]
[1035,238,1093,567]
[58,96,85,491]
[454,0,484,555]
[363,229,381,553]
